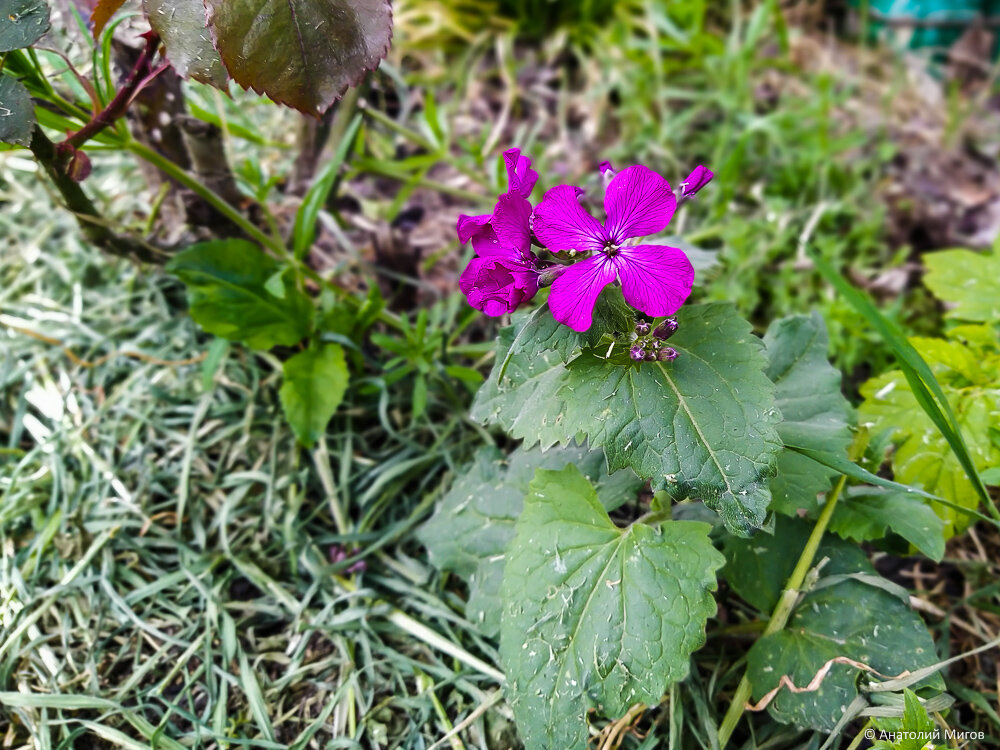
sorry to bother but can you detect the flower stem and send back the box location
[716,472,849,747]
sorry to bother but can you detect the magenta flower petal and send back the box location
[457,213,491,244]
[503,148,538,198]
[460,255,539,317]
[615,244,694,317]
[680,165,713,198]
[548,255,616,332]
[603,165,676,244]
[492,193,533,257]
[531,185,608,253]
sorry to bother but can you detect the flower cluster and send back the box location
[457,149,712,339]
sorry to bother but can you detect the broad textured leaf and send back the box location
[167,240,313,350]
[923,249,1000,322]
[747,579,943,732]
[418,443,643,635]
[763,313,852,514]
[723,515,872,613]
[0,75,34,146]
[279,344,348,448]
[472,302,783,535]
[144,0,228,87]
[499,288,635,372]
[0,0,49,52]
[90,0,125,38]
[830,488,946,561]
[501,465,724,750]
[204,0,392,114]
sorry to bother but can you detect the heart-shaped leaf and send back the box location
[204,0,392,114]
[279,343,349,448]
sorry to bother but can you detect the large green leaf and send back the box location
[723,515,872,613]
[0,0,49,52]
[746,578,943,732]
[472,302,783,535]
[763,313,852,515]
[166,240,313,350]
[204,0,392,114]
[279,343,349,448]
[829,488,946,561]
[418,443,643,636]
[923,249,1000,323]
[144,0,228,87]
[0,75,34,146]
[500,465,724,750]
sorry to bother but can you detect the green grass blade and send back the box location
[292,114,363,260]
[811,251,1000,522]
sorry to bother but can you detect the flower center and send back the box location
[603,241,620,258]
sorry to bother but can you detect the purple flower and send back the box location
[679,165,713,198]
[459,193,539,316]
[532,165,695,332]
[457,148,538,244]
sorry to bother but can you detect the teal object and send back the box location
[851,0,1000,61]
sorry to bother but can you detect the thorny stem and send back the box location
[717,472,850,747]
[64,32,162,149]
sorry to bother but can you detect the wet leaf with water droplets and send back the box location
[0,75,34,146]
[500,465,724,750]
[418,443,643,636]
[472,302,783,535]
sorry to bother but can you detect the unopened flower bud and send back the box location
[634,320,651,336]
[599,160,615,189]
[653,319,678,340]
[537,265,567,287]
[629,345,645,361]
[644,350,657,361]
[658,346,678,362]
[679,165,713,198]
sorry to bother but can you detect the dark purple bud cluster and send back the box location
[628,318,680,365]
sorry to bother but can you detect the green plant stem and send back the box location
[126,139,284,256]
[717,473,848,747]
[29,127,161,263]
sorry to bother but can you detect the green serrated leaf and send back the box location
[829,488,946,561]
[500,465,724,750]
[923,249,1000,323]
[166,240,313,350]
[279,343,348,448]
[473,302,783,535]
[501,289,636,372]
[0,75,34,146]
[746,579,943,732]
[764,312,853,515]
[0,0,49,52]
[204,0,392,115]
[418,443,644,636]
[723,515,872,613]
[144,0,229,86]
